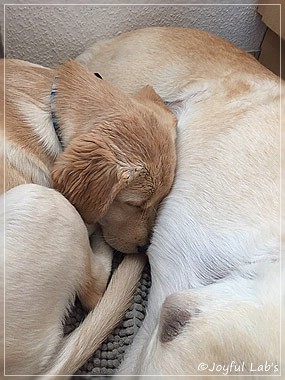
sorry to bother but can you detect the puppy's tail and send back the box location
[42,254,147,379]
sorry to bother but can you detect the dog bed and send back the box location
[64,252,151,378]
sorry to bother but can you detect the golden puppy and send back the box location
[77,27,281,376]
[1,57,177,377]
[1,59,177,254]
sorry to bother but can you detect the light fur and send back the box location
[77,26,283,377]
[1,184,146,378]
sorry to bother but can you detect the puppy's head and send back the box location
[52,68,176,253]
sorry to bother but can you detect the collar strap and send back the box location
[50,78,64,149]
[50,74,102,149]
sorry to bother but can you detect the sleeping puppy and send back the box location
[1,57,177,377]
[1,58,177,254]
[77,27,281,375]
[1,183,146,377]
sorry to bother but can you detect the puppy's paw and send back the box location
[79,227,114,311]
[79,282,104,311]
[90,226,113,281]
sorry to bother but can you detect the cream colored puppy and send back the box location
[77,27,282,376]
[1,184,146,378]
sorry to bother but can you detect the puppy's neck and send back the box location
[50,78,64,149]
[53,60,132,145]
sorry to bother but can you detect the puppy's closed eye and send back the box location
[116,190,147,209]
[125,201,144,208]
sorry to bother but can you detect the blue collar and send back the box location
[50,73,103,149]
[50,79,64,148]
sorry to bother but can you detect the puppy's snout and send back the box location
[137,243,150,254]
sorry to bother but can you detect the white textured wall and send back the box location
[3,3,266,67]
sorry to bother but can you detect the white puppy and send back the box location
[1,184,146,378]
[77,27,283,376]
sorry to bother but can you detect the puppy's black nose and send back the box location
[137,243,150,254]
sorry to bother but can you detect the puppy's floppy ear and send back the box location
[51,132,142,224]
[133,85,177,126]
[134,85,164,106]
[134,85,166,107]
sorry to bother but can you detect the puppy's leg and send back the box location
[78,226,113,310]
[2,184,92,375]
